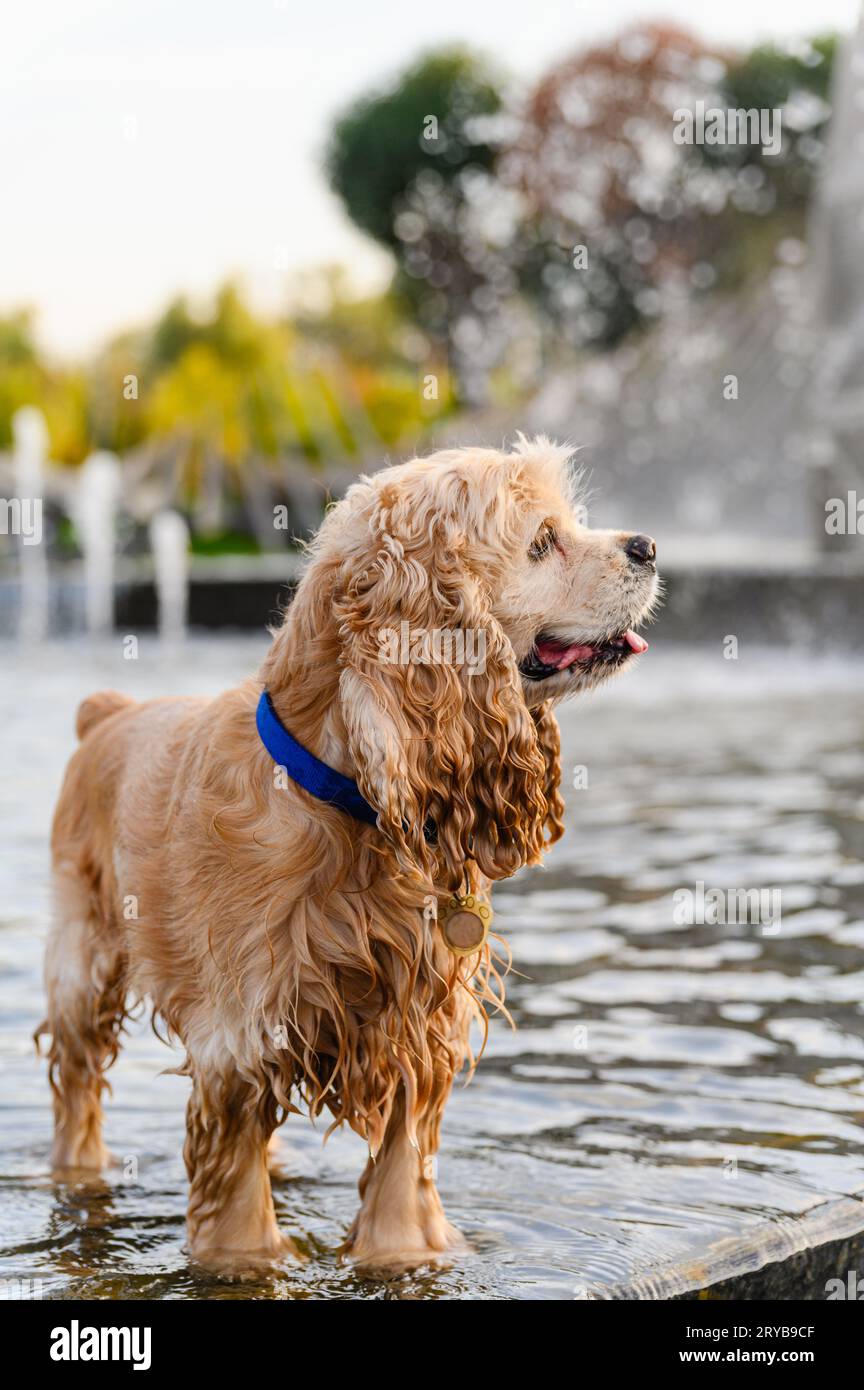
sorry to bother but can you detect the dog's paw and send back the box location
[342,1218,469,1275]
[187,1230,302,1279]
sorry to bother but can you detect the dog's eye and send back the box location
[528,522,557,562]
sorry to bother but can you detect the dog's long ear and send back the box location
[334,487,553,891]
[533,701,566,848]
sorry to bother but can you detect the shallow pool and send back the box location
[2,639,863,1299]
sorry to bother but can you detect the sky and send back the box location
[1,0,859,359]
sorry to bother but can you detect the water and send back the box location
[148,510,190,644]
[2,640,863,1300]
[75,453,120,637]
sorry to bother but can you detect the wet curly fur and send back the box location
[39,437,657,1270]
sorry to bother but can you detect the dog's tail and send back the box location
[75,690,136,740]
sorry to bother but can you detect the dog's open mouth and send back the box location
[519,629,649,681]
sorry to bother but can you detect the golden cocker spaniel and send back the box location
[41,437,659,1271]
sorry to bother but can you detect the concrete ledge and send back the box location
[655,566,864,650]
[122,559,864,650]
[591,1195,864,1300]
[2,552,864,642]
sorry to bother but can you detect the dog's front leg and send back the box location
[343,1089,466,1272]
[184,1073,295,1270]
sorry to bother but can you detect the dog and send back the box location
[40,436,659,1271]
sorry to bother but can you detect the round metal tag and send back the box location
[439,893,492,956]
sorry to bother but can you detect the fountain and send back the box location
[809,11,864,553]
[6,413,193,642]
[12,407,49,642]
[149,510,190,643]
[76,452,121,637]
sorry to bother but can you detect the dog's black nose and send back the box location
[624,533,656,565]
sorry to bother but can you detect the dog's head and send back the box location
[309,437,660,890]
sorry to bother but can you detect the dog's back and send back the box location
[43,689,211,1167]
[53,690,208,886]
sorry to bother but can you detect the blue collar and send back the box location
[255,689,379,828]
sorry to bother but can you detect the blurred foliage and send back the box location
[0,311,90,460]
[138,284,439,471]
[189,529,262,557]
[0,23,842,501]
[325,50,501,249]
[0,282,450,482]
[726,36,836,111]
[326,49,515,404]
[506,26,836,349]
[716,37,836,224]
[328,28,838,376]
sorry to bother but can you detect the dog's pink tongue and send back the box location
[535,630,649,668]
[535,638,597,669]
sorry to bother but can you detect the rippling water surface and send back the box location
[2,640,863,1299]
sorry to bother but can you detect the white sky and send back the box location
[1,0,859,359]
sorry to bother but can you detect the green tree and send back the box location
[0,311,90,460]
[718,37,835,206]
[325,49,512,403]
[326,49,501,249]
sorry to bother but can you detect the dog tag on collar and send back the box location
[439,893,492,956]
